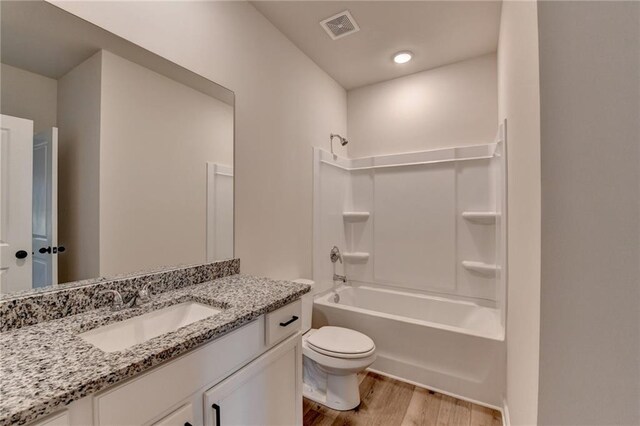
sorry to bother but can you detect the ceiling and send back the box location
[252,1,502,90]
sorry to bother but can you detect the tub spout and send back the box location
[333,273,347,283]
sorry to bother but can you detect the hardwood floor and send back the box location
[303,372,502,426]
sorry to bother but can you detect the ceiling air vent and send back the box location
[320,10,360,40]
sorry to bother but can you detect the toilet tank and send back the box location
[292,279,315,332]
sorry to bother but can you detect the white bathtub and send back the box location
[312,285,505,407]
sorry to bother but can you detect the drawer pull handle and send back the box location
[212,403,221,425]
[279,316,299,327]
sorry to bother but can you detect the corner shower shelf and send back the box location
[343,212,370,222]
[343,252,370,263]
[462,261,499,276]
[462,211,499,225]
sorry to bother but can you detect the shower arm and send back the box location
[330,133,348,155]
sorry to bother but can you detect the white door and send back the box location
[33,128,58,288]
[203,334,302,426]
[0,114,34,293]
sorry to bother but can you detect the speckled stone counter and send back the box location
[0,259,240,332]
[0,275,310,426]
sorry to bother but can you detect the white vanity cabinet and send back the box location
[203,332,302,426]
[31,301,303,426]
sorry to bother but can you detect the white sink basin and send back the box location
[79,301,222,352]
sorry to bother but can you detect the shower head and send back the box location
[331,133,349,146]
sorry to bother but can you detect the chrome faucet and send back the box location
[98,282,155,311]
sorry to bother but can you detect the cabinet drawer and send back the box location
[265,300,301,346]
[152,403,193,426]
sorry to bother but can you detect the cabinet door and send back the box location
[203,333,302,426]
[152,403,194,426]
[31,411,69,426]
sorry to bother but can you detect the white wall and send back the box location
[537,2,640,425]
[497,2,541,425]
[57,51,102,283]
[347,53,497,158]
[0,63,57,133]
[51,1,348,280]
[99,50,233,276]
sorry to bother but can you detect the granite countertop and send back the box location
[0,275,310,426]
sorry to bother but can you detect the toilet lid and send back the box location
[306,326,375,356]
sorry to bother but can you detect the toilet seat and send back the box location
[303,337,377,372]
[306,326,375,359]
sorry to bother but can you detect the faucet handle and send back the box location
[98,289,124,311]
[137,280,157,304]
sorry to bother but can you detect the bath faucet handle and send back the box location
[136,280,156,305]
[330,246,343,264]
[98,290,125,311]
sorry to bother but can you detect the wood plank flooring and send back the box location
[303,372,502,426]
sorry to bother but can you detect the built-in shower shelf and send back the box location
[343,252,370,263]
[343,211,370,222]
[462,211,499,225]
[462,261,499,276]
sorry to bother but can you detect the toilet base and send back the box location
[303,373,361,411]
[303,356,362,411]
[326,372,361,410]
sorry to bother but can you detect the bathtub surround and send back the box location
[313,142,506,307]
[0,273,310,426]
[0,259,239,332]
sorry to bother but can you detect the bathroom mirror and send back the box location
[0,1,235,295]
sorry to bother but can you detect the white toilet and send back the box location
[294,279,377,411]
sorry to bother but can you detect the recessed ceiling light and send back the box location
[393,51,413,64]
